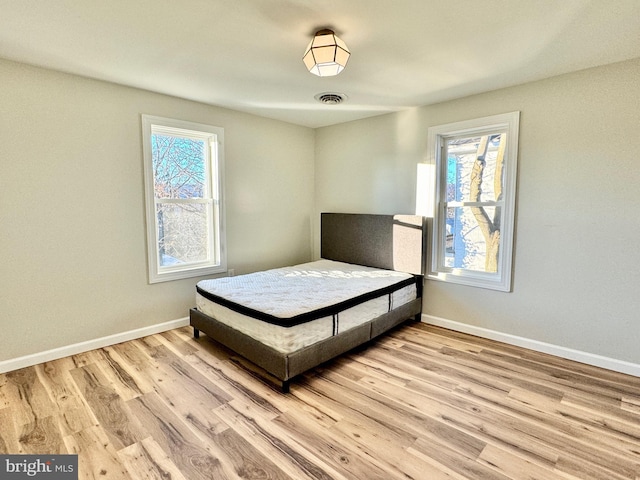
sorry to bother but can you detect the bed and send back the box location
[190,213,426,392]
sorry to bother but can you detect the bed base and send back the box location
[190,212,426,393]
[190,297,422,393]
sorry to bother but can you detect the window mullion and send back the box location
[155,198,212,204]
[445,200,503,208]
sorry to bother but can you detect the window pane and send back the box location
[446,134,505,203]
[151,134,205,199]
[444,205,499,273]
[156,203,209,266]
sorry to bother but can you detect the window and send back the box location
[141,115,226,283]
[425,112,519,291]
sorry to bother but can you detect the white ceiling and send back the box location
[1,0,639,128]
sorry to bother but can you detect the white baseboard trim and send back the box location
[421,314,640,378]
[0,317,190,374]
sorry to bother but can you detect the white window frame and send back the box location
[426,111,519,292]
[141,115,226,283]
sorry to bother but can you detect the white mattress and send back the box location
[196,259,418,353]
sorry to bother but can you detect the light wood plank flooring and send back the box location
[1,322,639,479]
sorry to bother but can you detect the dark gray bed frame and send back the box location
[190,213,426,392]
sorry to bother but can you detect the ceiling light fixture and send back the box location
[303,29,350,77]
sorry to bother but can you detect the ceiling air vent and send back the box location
[314,92,347,105]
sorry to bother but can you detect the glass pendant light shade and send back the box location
[303,29,350,77]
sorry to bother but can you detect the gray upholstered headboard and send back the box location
[320,213,426,275]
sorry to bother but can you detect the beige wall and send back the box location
[0,59,315,362]
[3,55,639,369]
[315,58,640,365]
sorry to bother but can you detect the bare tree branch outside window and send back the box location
[151,134,209,266]
[445,134,506,273]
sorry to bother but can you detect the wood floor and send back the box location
[1,322,639,480]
